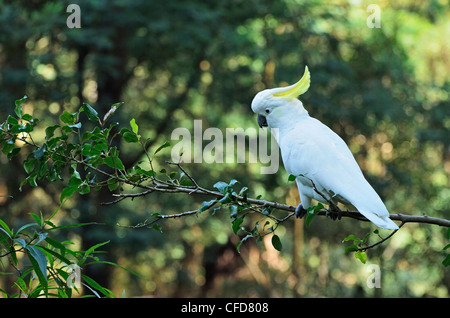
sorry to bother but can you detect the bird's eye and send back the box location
[265,109,270,114]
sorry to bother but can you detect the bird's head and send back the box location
[251,66,310,128]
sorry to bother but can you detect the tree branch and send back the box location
[104,162,450,229]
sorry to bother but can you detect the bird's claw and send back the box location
[326,204,342,221]
[295,204,307,219]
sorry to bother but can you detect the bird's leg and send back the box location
[326,204,342,221]
[295,203,307,219]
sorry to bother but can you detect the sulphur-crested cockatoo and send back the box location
[251,66,398,230]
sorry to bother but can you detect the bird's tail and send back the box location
[357,208,399,230]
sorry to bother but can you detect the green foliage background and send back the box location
[0,0,449,297]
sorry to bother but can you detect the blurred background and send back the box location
[0,0,449,297]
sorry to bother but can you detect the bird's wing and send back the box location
[280,117,398,229]
[280,117,364,189]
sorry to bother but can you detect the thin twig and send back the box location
[167,159,200,189]
[358,222,406,251]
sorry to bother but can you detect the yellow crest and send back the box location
[273,66,310,99]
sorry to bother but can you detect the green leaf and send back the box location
[14,96,27,118]
[130,118,139,135]
[21,113,33,121]
[343,233,363,253]
[96,260,142,279]
[198,200,216,213]
[45,125,60,140]
[68,122,82,129]
[271,234,283,251]
[59,110,76,125]
[152,224,163,233]
[288,174,297,182]
[236,234,253,253]
[40,246,71,266]
[45,237,67,253]
[111,102,124,109]
[342,234,360,243]
[232,217,243,234]
[213,181,228,194]
[82,103,99,122]
[362,232,371,245]
[345,244,359,252]
[355,251,367,264]
[45,222,100,232]
[13,238,27,248]
[168,171,177,179]
[35,232,48,245]
[85,241,110,258]
[261,207,271,215]
[6,115,18,127]
[154,140,170,155]
[67,169,82,188]
[80,274,108,298]
[23,158,36,174]
[29,212,43,227]
[219,192,233,204]
[1,139,14,155]
[104,156,125,170]
[180,178,193,186]
[442,255,450,267]
[33,144,47,160]
[305,203,324,227]
[236,241,243,253]
[79,184,91,195]
[27,173,38,187]
[26,245,48,284]
[107,178,119,191]
[122,131,139,143]
[60,187,77,202]
[16,223,38,236]
[238,187,248,201]
[211,206,221,216]
[7,147,21,159]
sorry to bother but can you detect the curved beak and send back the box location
[257,114,268,128]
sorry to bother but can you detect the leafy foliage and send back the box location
[0,98,141,297]
[0,209,127,298]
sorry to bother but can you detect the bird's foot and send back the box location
[295,204,307,219]
[326,204,342,221]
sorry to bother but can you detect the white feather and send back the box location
[278,115,398,230]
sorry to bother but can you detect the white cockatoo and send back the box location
[251,66,398,230]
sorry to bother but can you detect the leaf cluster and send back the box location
[0,209,130,298]
[0,97,143,297]
[208,179,282,253]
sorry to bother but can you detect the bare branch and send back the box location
[73,150,449,229]
[105,167,450,228]
[118,200,219,229]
